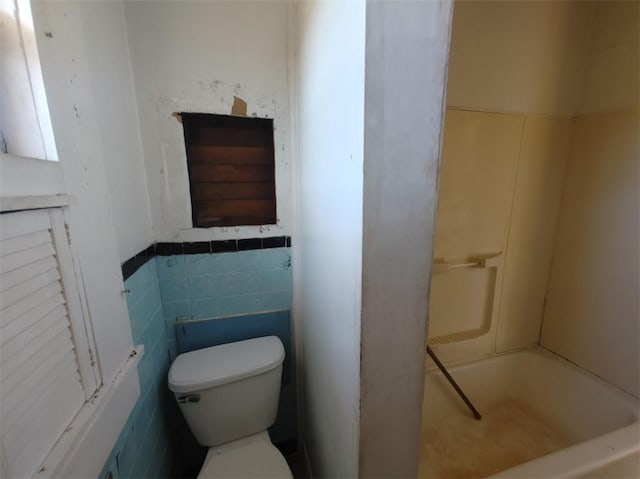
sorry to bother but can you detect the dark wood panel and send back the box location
[182,112,272,130]
[191,182,276,201]
[190,164,274,183]
[187,126,273,147]
[196,215,276,227]
[187,146,273,165]
[182,113,277,228]
[194,200,276,226]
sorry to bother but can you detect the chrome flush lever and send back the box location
[177,394,200,404]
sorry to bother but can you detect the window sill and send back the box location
[0,194,74,212]
[35,346,144,479]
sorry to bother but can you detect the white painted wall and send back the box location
[32,0,140,383]
[542,1,640,397]
[69,2,153,263]
[360,2,453,476]
[31,1,153,264]
[293,1,365,476]
[29,1,153,471]
[123,1,293,243]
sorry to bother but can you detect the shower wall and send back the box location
[541,1,639,397]
[430,1,593,362]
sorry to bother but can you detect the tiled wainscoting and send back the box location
[100,238,294,479]
[157,246,292,357]
[100,259,173,479]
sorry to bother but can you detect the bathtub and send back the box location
[419,348,639,478]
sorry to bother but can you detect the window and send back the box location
[181,113,277,227]
[0,0,58,161]
[0,208,99,478]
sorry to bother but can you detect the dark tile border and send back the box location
[212,240,238,253]
[122,236,291,281]
[238,238,261,251]
[156,243,184,256]
[263,236,286,249]
[183,241,211,254]
[121,244,156,281]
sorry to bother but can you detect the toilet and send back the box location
[168,336,293,478]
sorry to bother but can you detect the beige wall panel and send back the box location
[541,109,639,397]
[446,1,593,116]
[435,109,524,260]
[579,2,639,114]
[496,116,573,352]
[588,1,639,55]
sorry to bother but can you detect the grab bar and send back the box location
[432,252,502,273]
[441,259,485,269]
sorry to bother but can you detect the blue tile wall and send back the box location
[102,245,294,479]
[158,247,295,448]
[157,248,292,323]
[157,247,292,364]
[100,260,175,479]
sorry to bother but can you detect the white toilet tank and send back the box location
[168,336,285,447]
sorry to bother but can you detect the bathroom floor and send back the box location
[418,398,573,478]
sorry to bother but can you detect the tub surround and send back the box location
[428,0,594,366]
[540,1,640,397]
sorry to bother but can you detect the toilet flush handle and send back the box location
[177,394,200,404]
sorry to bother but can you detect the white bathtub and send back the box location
[419,348,639,478]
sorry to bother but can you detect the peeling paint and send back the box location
[231,96,247,116]
[122,2,292,242]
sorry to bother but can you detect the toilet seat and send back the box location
[198,432,293,479]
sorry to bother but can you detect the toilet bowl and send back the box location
[168,336,293,478]
[198,431,291,479]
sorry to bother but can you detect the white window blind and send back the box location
[1,208,98,478]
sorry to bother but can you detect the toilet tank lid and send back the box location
[168,336,284,393]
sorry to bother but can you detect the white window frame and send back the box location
[1,0,58,161]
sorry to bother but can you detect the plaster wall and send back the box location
[33,0,138,383]
[32,1,153,263]
[293,0,366,476]
[542,1,640,397]
[25,1,149,474]
[123,1,293,243]
[360,1,453,476]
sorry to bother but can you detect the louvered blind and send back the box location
[0,209,91,478]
